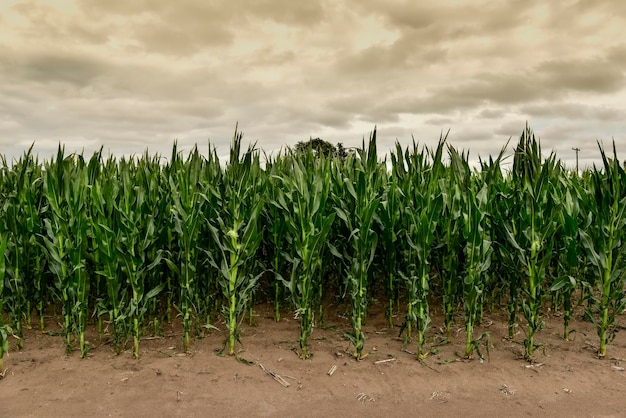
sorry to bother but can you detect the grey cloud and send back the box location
[299,109,356,130]
[447,128,495,145]
[374,3,439,31]
[130,10,235,54]
[429,72,541,108]
[325,94,372,113]
[542,1,626,34]
[8,52,106,86]
[537,59,625,94]
[477,108,509,119]
[1,0,625,168]
[494,120,531,139]
[5,52,270,107]
[75,0,325,55]
[78,0,325,25]
[371,125,414,142]
[358,0,541,39]
[0,79,226,155]
[132,24,204,56]
[334,32,448,77]
[11,1,67,39]
[242,48,296,67]
[356,110,401,125]
[323,94,385,124]
[357,1,457,31]
[237,98,357,133]
[520,103,625,121]
[0,47,197,101]
[53,2,235,55]
[607,44,626,66]
[423,117,454,126]
[11,1,110,45]
[357,77,535,117]
[385,55,626,116]
[244,0,325,25]
[76,0,154,16]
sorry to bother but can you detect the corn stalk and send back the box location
[396,138,445,359]
[207,130,264,356]
[264,155,291,321]
[462,188,492,357]
[448,146,493,358]
[579,142,626,358]
[168,145,207,352]
[550,175,582,340]
[334,131,380,359]
[91,156,127,353]
[274,151,335,359]
[504,127,560,360]
[42,147,91,356]
[437,151,464,337]
[116,160,164,359]
[0,233,11,371]
[378,151,404,328]
[2,146,47,341]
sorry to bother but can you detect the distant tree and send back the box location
[294,138,353,162]
[336,143,348,162]
[294,138,337,158]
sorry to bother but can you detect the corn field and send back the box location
[0,126,625,368]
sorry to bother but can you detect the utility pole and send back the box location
[572,147,581,174]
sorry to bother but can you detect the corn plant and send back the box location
[1,149,46,343]
[396,138,445,359]
[43,148,92,356]
[449,146,493,359]
[579,142,626,358]
[263,155,291,321]
[160,146,181,325]
[0,234,7,318]
[140,154,171,332]
[504,127,560,360]
[273,151,335,358]
[66,160,90,358]
[469,146,509,326]
[90,157,128,353]
[550,174,582,340]
[42,151,71,353]
[207,131,265,356]
[116,159,164,359]
[168,145,208,351]
[576,169,597,317]
[475,150,508,318]
[436,151,465,337]
[0,323,11,373]
[0,233,11,371]
[492,176,524,338]
[334,132,380,359]
[196,149,222,331]
[0,322,11,374]
[462,188,492,360]
[85,151,105,339]
[3,172,30,342]
[378,153,404,328]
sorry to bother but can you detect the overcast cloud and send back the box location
[0,0,624,169]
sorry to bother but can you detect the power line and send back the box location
[572,147,581,174]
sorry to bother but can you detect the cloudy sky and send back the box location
[1,0,625,169]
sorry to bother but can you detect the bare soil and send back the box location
[2,302,626,418]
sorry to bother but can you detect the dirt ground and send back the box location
[2,302,626,418]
